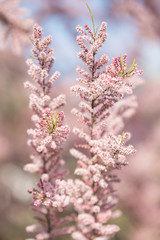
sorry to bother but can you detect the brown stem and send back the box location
[46,208,52,240]
[41,60,46,95]
[90,51,95,158]
[90,100,95,138]
[42,157,52,239]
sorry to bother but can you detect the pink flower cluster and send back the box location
[24,22,143,240]
[24,24,73,240]
[70,22,143,240]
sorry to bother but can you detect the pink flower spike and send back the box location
[25,24,71,240]
[70,19,143,240]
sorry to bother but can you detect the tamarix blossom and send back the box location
[24,24,73,240]
[70,21,143,240]
[24,16,143,240]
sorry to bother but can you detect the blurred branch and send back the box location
[112,0,160,40]
[0,0,33,54]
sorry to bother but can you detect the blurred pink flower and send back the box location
[0,0,33,54]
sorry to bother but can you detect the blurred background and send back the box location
[0,0,160,239]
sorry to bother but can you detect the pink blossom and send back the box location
[24,17,143,240]
[70,20,143,240]
[25,24,72,239]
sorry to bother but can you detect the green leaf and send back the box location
[50,110,54,124]
[120,131,124,146]
[120,55,123,68]
[45,116,52,129]
[127,59,136,74]
[120,55,125,75]
[54,110,59,128]
[86,3,96,36]
[95,22,100,36]
[30,56,38,60]
[28,35,35,46]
